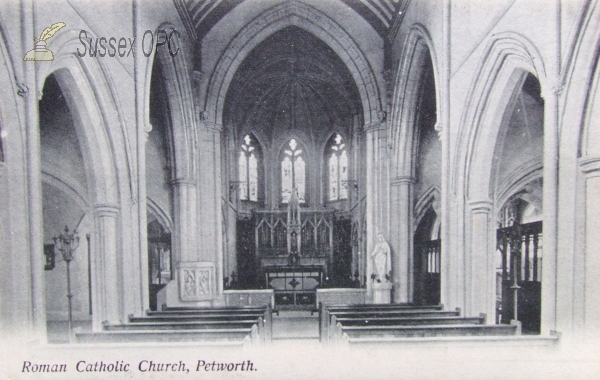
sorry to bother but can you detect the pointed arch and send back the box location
[454,32,547,201]
[389,24,441,178]
[204,0,380,128]
[451,32,547,320]
[145,22,196,181]
[147,197,174,233]
[414,186,441,230]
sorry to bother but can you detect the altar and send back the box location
[265,265,323,307]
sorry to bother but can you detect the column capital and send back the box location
[202,121,223,132]
[390,176,415,186]
[94,203,120,217]
[579,156,600,176]
[363,120,386,133]
[468,199,493,214]
[171,178,196,186]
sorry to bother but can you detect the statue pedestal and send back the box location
[372,282,392,304]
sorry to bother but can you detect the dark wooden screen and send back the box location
[236,218,260,289]
[414,239,441,305]
[497,221,542,334]
[147,220,171,311]
[331,218,352,287]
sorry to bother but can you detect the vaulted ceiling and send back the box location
[224,26,361,146]
[175,0,407,40]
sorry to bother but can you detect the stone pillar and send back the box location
[162,122,223,306]
[580,156,600,338]
[541,84,560,334]
[467,200,495,320]
[93,204,120,328]
[364,122,386,298]
[390,176,414,303]
[21,0,46,342]
[172,178,198,263]
[201,125,224,301]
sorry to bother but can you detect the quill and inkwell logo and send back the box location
[23,22,66,61]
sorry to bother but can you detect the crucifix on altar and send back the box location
[287,186,301,266]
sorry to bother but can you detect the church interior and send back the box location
[1,0,600,370]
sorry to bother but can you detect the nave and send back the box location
[1,3,600,378]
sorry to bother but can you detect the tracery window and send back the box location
[239,134,260,202]
[281,139,306,204]
[326,133,348,201]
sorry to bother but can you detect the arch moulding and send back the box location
[144,22,197,181]
[454,32,547,202]
[204,1,381,128]
[389,23,442,178]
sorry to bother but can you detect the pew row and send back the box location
[319,303,522,346]
[75,305,272,346]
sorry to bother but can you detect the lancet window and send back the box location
[239,134,260,202]
[326,133,348,201]
[281,139,306,204]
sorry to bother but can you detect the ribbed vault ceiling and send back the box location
[224,26,362,146]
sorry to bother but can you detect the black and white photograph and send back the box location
[0,0,599,378]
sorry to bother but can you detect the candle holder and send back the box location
[53,226,80,343]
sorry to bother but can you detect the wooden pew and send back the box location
[321,302,521,346]
[336,323,518,339]
[334,314,486,327]
[76,305,273,345]
[75,326,259,344]
[319,303,456,342]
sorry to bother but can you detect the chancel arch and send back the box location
[221,22,364,303]
[204,0,380,128]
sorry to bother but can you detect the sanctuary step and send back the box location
[74,305,272,346]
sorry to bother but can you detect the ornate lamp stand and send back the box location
[53,226,79,343]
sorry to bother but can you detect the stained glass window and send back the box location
[326,133,348,201]
[239,134,260,202]
[281,139,306,203]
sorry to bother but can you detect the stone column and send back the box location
[171,178,198,263]
[467,200,495,320]
[21,0,46,342]
[364,122,386,297]
[580,156,600,338]
[202,125,224,300]
[390,176,414,303]
[93,204,120,328]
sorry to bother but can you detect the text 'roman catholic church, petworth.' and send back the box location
[1,0,599,354]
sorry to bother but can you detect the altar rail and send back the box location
[224,289,275,308]
[316,288,366,308]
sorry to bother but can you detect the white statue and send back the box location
[371,234,391,282]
